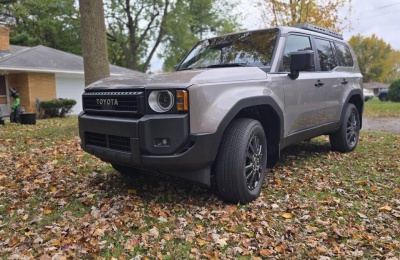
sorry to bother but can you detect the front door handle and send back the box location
[315,80,324,87]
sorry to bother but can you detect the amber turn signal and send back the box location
[176,90,188,112]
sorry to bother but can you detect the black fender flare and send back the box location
[339,89,364,130]
[207,96,284,163]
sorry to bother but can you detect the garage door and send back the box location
[55,74,85,115]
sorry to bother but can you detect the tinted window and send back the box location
[282,35,312,72]
[315,38,337,71]
[334,43,354,67]
[178,29,279,70]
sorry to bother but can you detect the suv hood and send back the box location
[85,67,267,90]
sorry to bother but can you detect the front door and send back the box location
[0,75,10,115]
[280,34,326,136]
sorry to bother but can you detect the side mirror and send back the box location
[288,50,314,80]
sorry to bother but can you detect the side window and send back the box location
[334,43,354,67]
[282,35,312,72]
[314,38,337,71]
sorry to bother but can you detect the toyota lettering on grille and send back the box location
[96,99,119,106]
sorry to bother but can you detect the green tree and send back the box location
[105,0,171,72]
[161,0,239,72]
[349,34,393,83]
[261,0,352,32]
[0,0,81,55]
[105,0,239,72]
[385,50,400,83]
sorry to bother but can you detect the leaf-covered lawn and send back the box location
[0,117,399,259]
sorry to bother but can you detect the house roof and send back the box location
[364,82,389,89]
[0,45,142,76]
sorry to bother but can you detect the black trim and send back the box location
[337,89,364,131]
[207,96,284,164]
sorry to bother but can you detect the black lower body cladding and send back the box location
[78,113,216,180]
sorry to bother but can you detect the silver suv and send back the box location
[79,23,363,204]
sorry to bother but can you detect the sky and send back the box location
[239,0,400,50]
[150,0,400,72]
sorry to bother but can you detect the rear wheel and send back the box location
[329,103,360,153]
[215,118,267,204]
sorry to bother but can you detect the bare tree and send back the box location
[79,0,110,86]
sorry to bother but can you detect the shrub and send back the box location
[388,79,400,102]
[40,98,77,118]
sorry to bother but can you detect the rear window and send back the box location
[334,43,354,67]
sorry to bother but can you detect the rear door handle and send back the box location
[342,79,349,85]
[315,80,324,87]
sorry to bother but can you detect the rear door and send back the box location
[312,37,342,125]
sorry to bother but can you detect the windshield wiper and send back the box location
[177,67,193,71]
[206,63,248,68]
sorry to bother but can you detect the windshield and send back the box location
[177,29,279,71]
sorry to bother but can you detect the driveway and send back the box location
[363,117,400,134]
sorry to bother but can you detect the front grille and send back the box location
[83,91,144,116]
[85,132,131,152]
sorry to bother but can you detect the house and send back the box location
[363,82,389,95]
[0,25,142,115]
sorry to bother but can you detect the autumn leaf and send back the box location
[281,213,293,219]
[196,238,208,246]
[43,209,52,215]
[379,206,392,212]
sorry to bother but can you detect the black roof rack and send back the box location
[293,23,343,40]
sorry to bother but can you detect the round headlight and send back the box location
[149,90,174,112]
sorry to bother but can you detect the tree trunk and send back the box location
[79,0,110,86]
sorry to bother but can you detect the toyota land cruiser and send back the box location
[79,23,363,204]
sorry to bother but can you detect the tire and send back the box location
[329,103,360,153]
[215,118,267,204]
[379,94,388,101]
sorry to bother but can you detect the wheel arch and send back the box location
[345,89,364,129]
[209,97,284,168]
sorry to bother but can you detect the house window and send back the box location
[0,76,6,96]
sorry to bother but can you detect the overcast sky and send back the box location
[239,0,400,50]
[150,0,400,72]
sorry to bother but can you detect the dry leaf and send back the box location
[281,213,293,219]
[379,205,392,212]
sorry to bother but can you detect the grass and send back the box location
[0,117,399,259]
[364,98,400,118]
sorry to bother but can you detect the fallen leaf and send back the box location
[196,238,208,246]
[87,194,95,199]
[379,205,392,212]
[281,213,293,219]
[355,180,368,185]
[357,212,368,219]
[215,238,228,247]
[128,189,137,194]
[260,249,272,257]
[43,209,52,215]
[8,236,19,247]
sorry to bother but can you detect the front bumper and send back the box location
[78,113,216,172]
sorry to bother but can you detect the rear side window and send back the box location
[314,38,337,71]
[282,35,312,72]
[334,43,354,67]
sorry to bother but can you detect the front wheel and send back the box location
[215,118,267,204]
[329,103,360,153]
